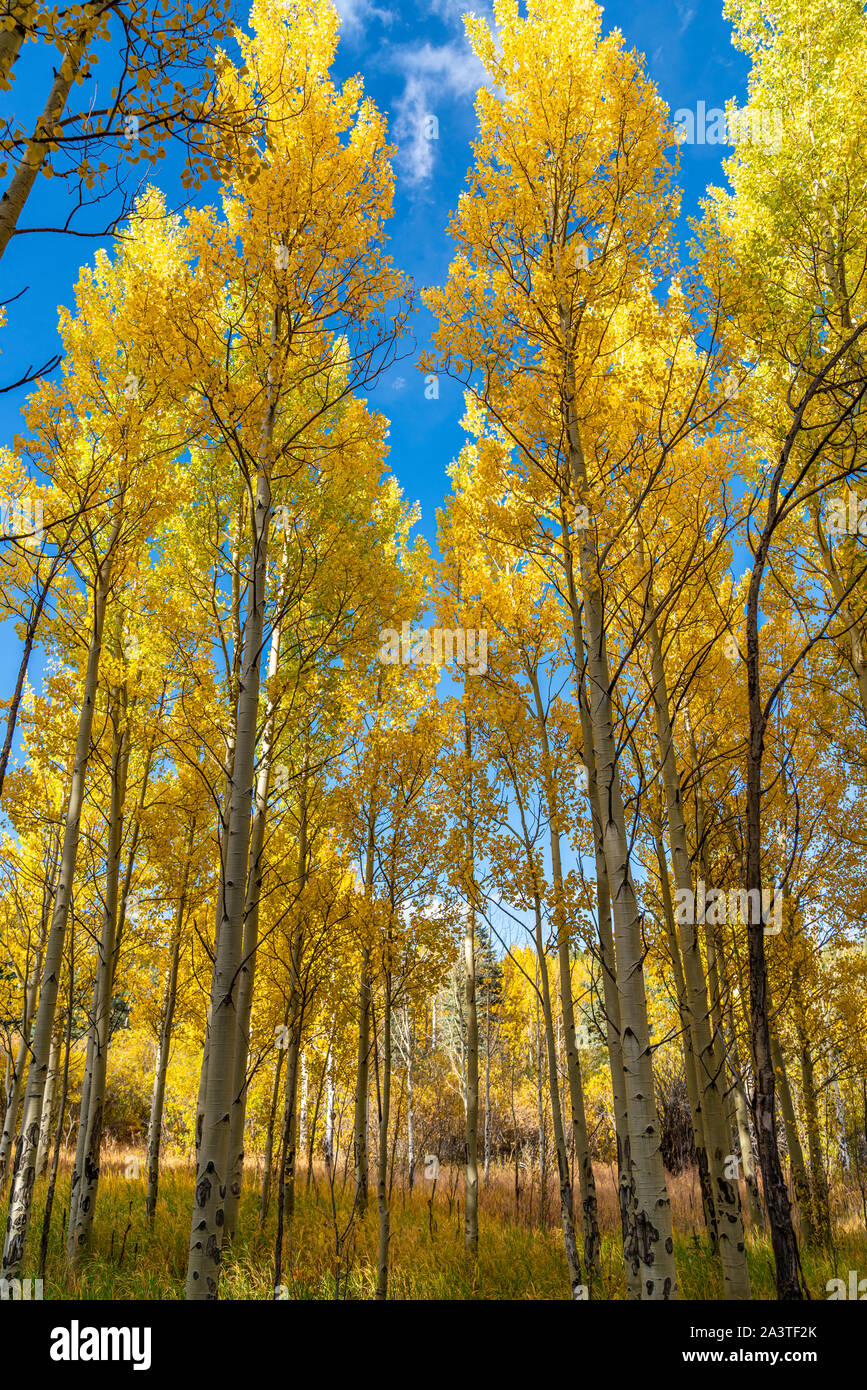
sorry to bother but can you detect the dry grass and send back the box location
[12,1150,867,1300]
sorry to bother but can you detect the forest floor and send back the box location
[15,1155,867,1300]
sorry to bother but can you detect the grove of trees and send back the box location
[0,0,866,1305]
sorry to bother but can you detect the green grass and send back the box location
[11,1158,867,1300]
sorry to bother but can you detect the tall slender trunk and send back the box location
[529,666,601,1281]
[654,829,718,1245]
[352,955,371,1217]
[483,991,491,1185]
[792,970,832,1249]
[305,1044,327,1190]
[0,942,41,1190]
[195,499,245,1165]
[186,315,278,1300]
[724,1002,764,1229]
[375,973,392,1300]
[299,1052,308,1163]
[110,691,164,993]
[68,664,153,1243]
[273,790,310,1288]
[35,1031,59,1180]
[745,523,805,1297]
[532,895,585,1297]
[194,1015,209,1171]
[830,1076,850,1175]
[769,1026,814,1247]
[324,1020,335,1180]
[463,713,479,1254]
[2,512,119,1282]
[641,559,750,1297]
[561,513,637,1292]
[222,580,287,1244]
[736,386,833,1299]
[565,436,676,1297]
[274,936,304,1291]
[146,819,194,1220]
[353,824,375,1216]
[69,668,131,1262]
[259,1012,287,1227]
[67,1003,93,1250]
[39,933,74,1281]
[508,772,583,1290]
[535,985,546,1227]
[405,1010,415,1191]
[1,830,59,1191]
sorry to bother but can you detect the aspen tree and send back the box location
[639,543,750,1297]
[221,544,289,1245]
[374,945,393,1299]
[68,620,132,1262]
[146,816,196,1221]
[437,562,594,1293]
[181,0,405,1298]
[701,0,867,1296]
[462,713,480,1255]
[3,170,203,1273]
[0,929,40,1189]
[34,1030,59,1180]
[1,508,120,1280]
[519,794,585,1295]
[424,0,711,1295]
[526,665,601,1281]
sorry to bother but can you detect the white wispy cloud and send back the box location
[393,75,438,185]
[675,2,696,35]
[333,0,394,42]
[393,39,488,98]
[428,0,495,28]
[389,40,488,186]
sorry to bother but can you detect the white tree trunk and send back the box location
[641,560,750,1297]
[35,1032,59,1181]
[0,945,41,1190]
[568,440,677,1297]
[463,714,479,1253]
[146,819,194,1220]
[221,581,286,1244]
[561,517,639,1292]
[1,513,119,1281]
[185,320,278,1299]
[529,667,601,1281]
[69,673,131,1262]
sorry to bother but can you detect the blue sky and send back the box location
[326,0,751,537]
[0,0,752,703]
